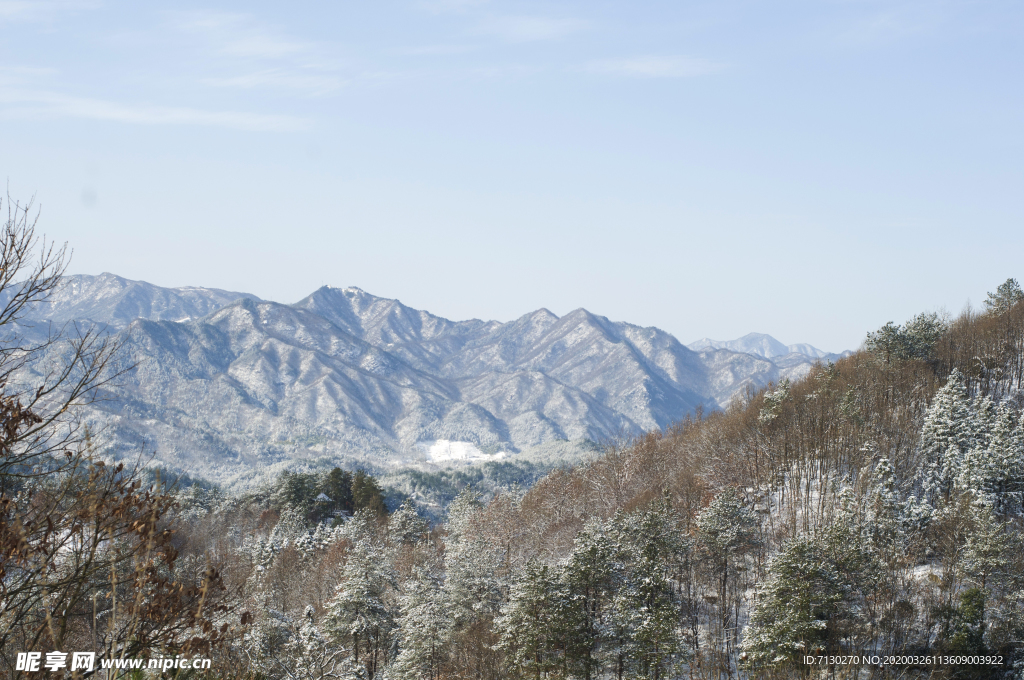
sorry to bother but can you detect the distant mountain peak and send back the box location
[15,273,260,329]
[688,333,841,360]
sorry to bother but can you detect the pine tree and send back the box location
[931,502,1009,664]
[325,467,355,514]
[393,564,449,680]
[865,457,905,557]
[561,519,617,680]
[607,509,686,680]
[389,501,428,546]
[742,538,845,670]
[325,511,398,680]
[973,395,998,448]
[921,369,975,504]
[865,456,930,555]
[243,603,361,679]
[439,489,504,675]
[496,562,565,679]
[1000,410,1024,514]
[984,278,1024,315]
[758,379,790,425]
[958,404,1024,514]
[441,490,503,626]
[352,470,388,517]
[286,606,359,680]
[696,487,759,654]
[865,313,947,363]
[963,506,1012,596]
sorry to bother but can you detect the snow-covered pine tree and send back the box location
[242,605,296,677]
[864,455,930,556]
[931,503,1018,661]
[921,369,976,504]
[758,379,790,425]
[325,510,398,680]
[958,403,1024,514]
[984,278,1024,315]
[392,563,450,680]
[820,510,883,655]
[963,505,1013,595]
[973,395,998,447]
[865,457,904,554]
[441,490,504,627]
[696,487,759,653]
[1001,408,1024,514]
[560,519,617,679]
[389,501,428,546]
[606,508,686,680]
[439,489,504,674]
[741,538,845,671]
[495,562,566,679]
[285,606,359,680]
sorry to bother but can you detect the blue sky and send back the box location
[1,0,1021,351]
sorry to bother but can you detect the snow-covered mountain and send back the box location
[14,275,848,488]
[9,272,260,328]
[687,332,849,362]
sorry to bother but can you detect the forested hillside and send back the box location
[4,257,1023,678]
[148,280,1024,679]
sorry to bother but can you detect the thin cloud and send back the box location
[167,10,347,96]
[172,10,311,59]
[0,89,307,131]
[398,44,478,56]
[583,56,724,78]
[833,9,938,46]
[0,65,58,83]
[202,69,346,95]
[219,34,308,60]
[0,0,99,22]
[468,63,541,79]
[417,0,490,13]
[821,0,965,48]
[475,15,588,43]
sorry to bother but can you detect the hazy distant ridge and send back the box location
[688,332,849,361]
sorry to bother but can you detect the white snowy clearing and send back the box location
[416,440,506,463]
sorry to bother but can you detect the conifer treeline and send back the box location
[118,280,1024,678]
[264,467,389,520]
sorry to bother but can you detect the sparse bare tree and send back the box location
[0,194,242,675]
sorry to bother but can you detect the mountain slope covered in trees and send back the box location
[162,278,1024,680]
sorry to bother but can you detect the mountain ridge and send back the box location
[688,331,851,361]
[14,274,847,489]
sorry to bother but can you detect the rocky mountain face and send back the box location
[14,274,846,489]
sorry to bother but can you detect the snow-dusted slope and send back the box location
[9,273,260,328]
[17,275,847,486]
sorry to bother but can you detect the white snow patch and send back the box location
[416,439,505,463]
